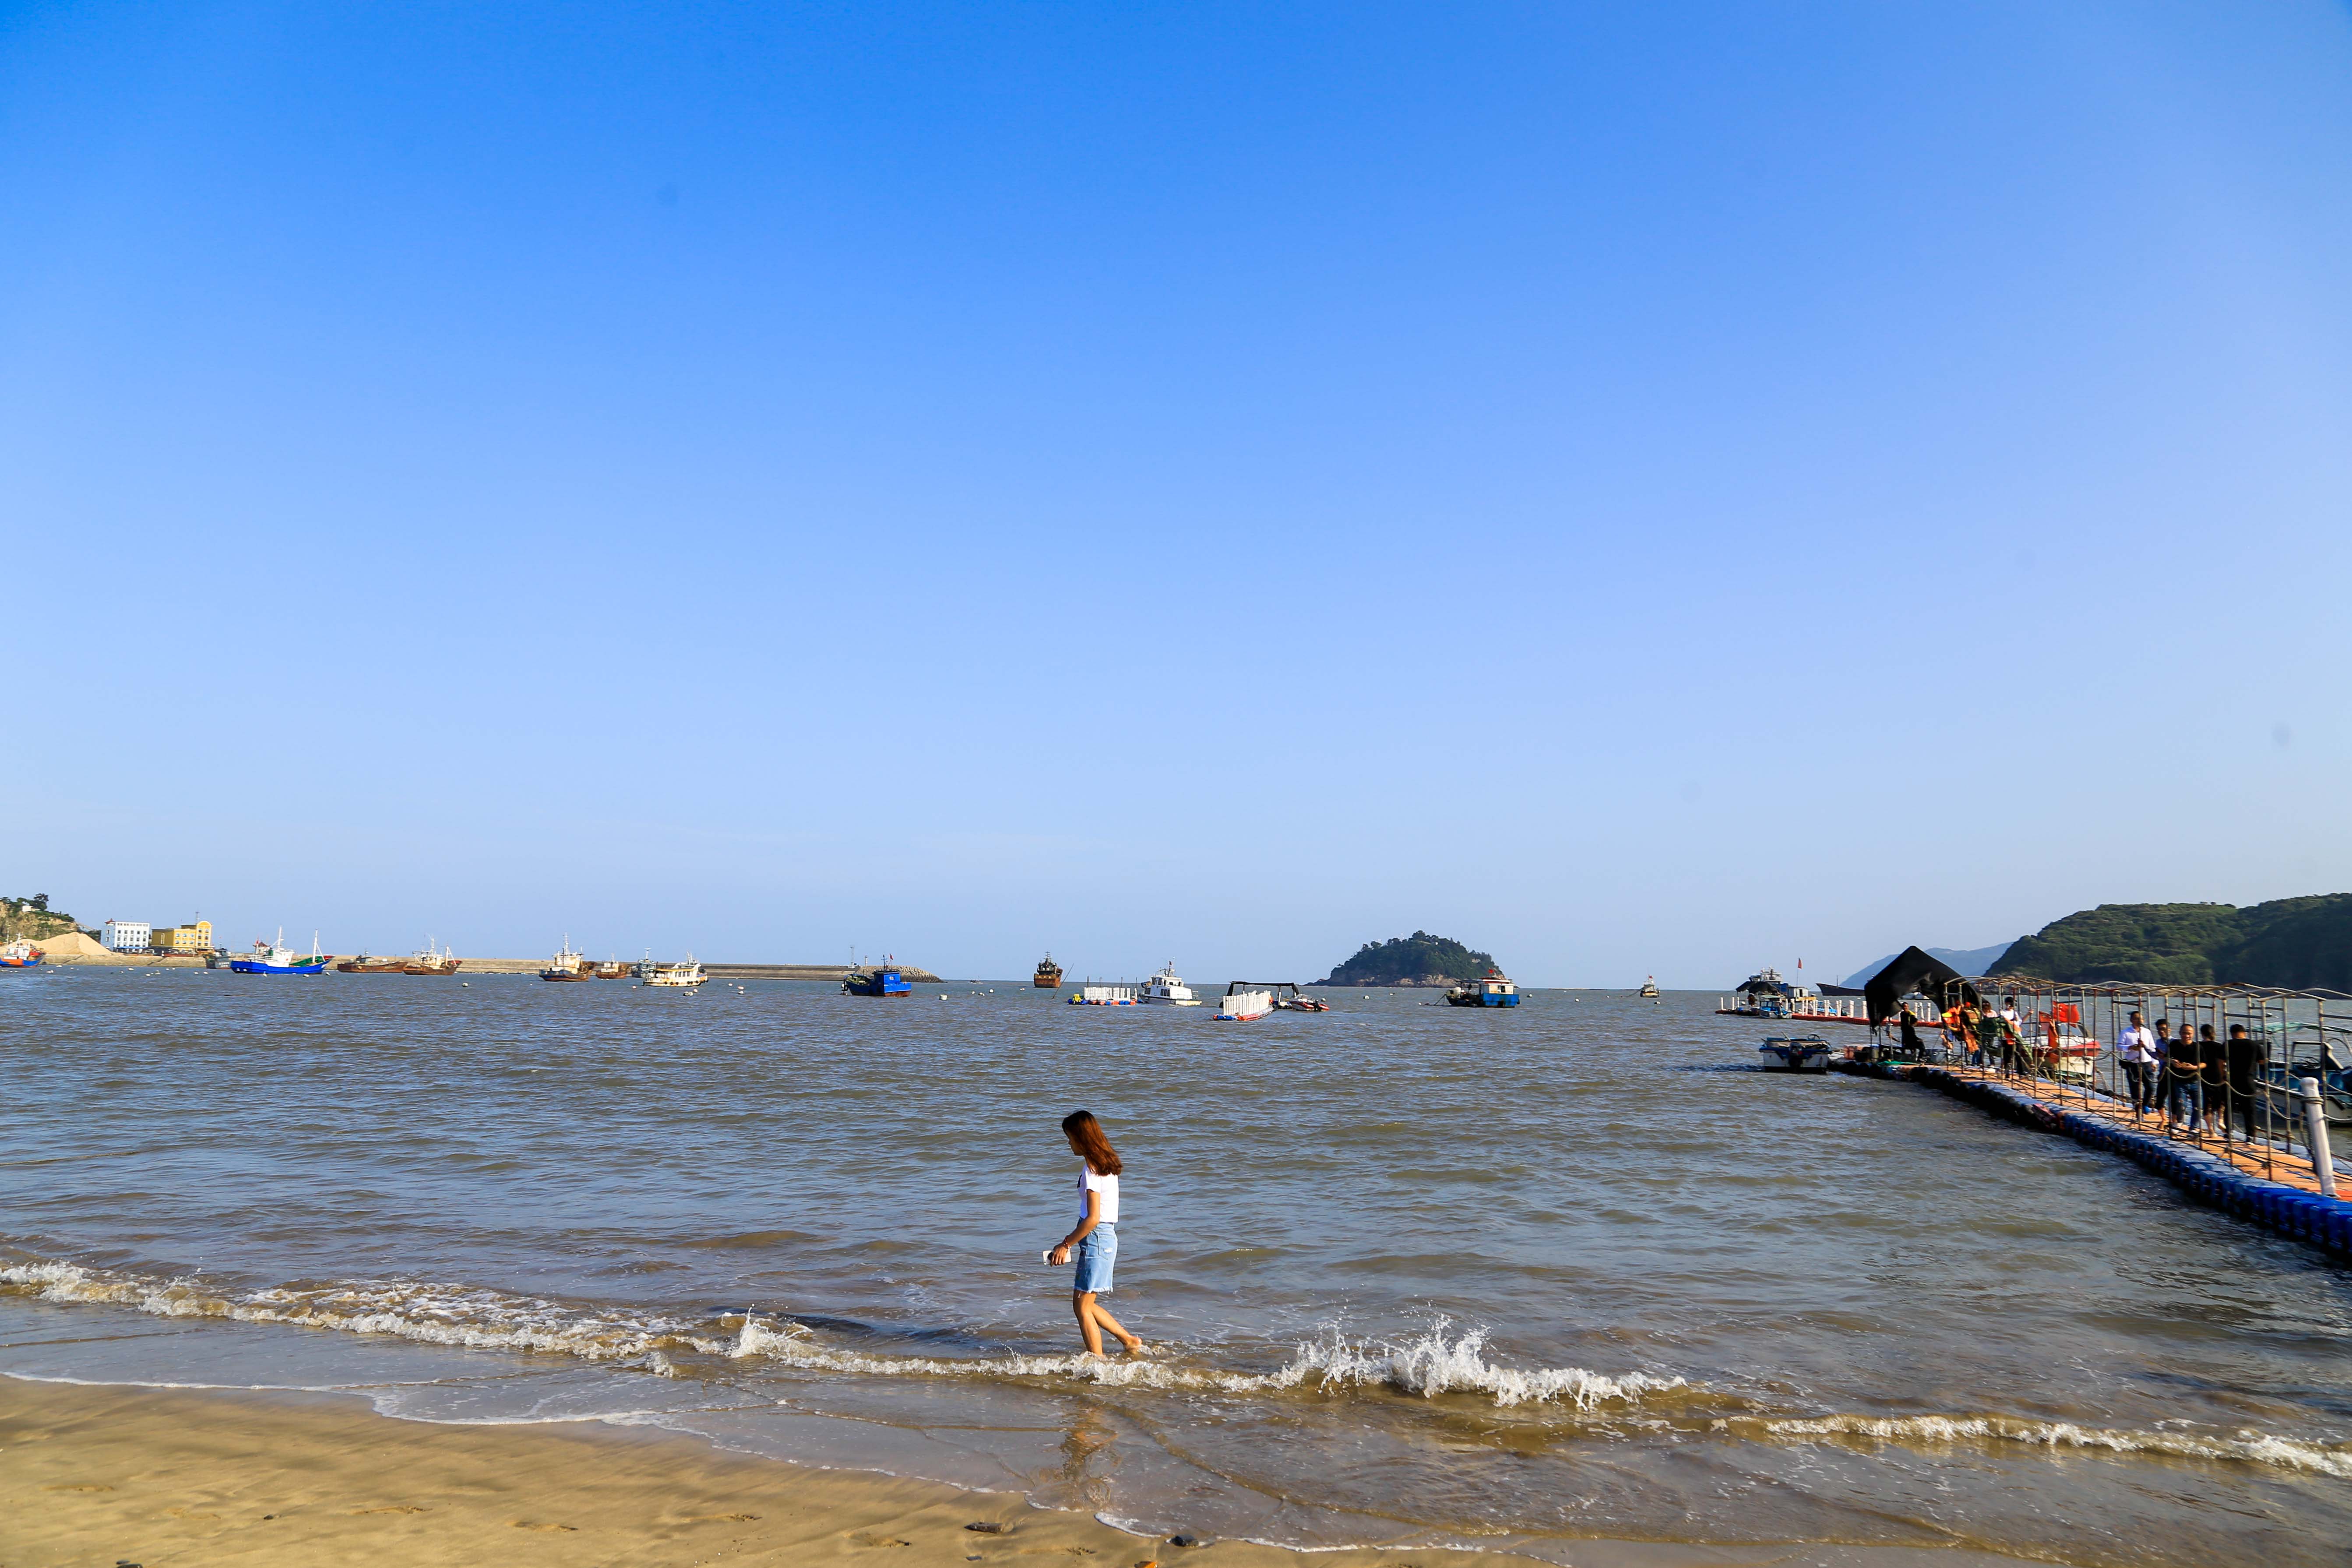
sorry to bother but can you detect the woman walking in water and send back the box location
[1048,1110,1144,1358]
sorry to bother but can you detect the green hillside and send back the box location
[0,894,84,944]
[1321,931,1498,987]
[1997,895,2352,990]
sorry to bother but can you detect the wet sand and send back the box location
[0,1380,1495,1568]
[0,1380,2067,1568]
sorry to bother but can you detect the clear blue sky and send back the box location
[7,2,2350,984]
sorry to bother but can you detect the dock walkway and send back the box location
[1834,1058,2351,1260]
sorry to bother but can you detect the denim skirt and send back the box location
[1072,1224,1117,1294]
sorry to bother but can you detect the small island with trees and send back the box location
[1320,930,1501,987]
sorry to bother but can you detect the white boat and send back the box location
[1141,963,1200,1005]
[1759,1036,1831,1073]
[640,953,706,989]
[1638,976,1659,998]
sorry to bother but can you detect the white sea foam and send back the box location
[730,1315,1676,1409]
[1761,1412,2352,1479]
[5,1260,1668,1412]
[0,1261,726,1363]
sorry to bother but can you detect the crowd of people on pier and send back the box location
[1893,997,2282,1143]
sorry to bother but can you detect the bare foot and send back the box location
[1117,1335,1146,1356]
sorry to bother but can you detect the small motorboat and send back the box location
[1638,976,1659,998]
[1758,1036,1831,1073]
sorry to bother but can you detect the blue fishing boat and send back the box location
[1444,967,1520,1007]
[842,962,911,997]
[229,931,331,975]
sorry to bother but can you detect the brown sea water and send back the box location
[2,968,2347,1564]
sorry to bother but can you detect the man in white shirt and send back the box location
[2116,1010,2159,1118]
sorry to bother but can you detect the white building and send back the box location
[102,920,151,953]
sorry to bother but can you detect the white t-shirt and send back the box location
[1079,1166,1120,1224]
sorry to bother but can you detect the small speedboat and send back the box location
[1758,1036,1831,1073]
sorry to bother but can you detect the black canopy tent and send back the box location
[1863,946,1983,1026]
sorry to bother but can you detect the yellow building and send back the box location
[152,920,213,954]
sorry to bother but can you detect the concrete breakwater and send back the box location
[1834,1058,2352,1260]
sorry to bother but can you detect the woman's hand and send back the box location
[1049,1244,1072,1266]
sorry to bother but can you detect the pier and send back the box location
[1835,974,2351,1260]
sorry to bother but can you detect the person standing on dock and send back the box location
[2117,1012,2160,1118]
[2222,1024,2267,1144]
[2166,1023,2206,1133]
[2197,1025,2231,1141]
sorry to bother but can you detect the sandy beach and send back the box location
[0,1380,1527,1568]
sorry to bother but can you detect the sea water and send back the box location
[3,969,2347,1564]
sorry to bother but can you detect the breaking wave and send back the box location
[730,1315,1679,1409]
[2,1261,1670,1410]
[1759,1412,2352,1479]
[0,1261,726,1362]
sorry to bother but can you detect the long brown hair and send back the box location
[1061,1110,1123,1176]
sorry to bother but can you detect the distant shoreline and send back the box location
[24,951,944,983]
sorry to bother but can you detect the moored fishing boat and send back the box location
[334,953,408,974]
[1639,976,1660,998]
[229,931,331,975]
[539,939,592,981]
[642,954,707,990]
[1033,953,1063,988]
[0,939,45,968]
[401,938,462,976]
[593,958,630,979]
[1444,967,1520,1007]
[842,962,909,997]
[1141,963,1200,1005]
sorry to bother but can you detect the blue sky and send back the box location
[6,2,2349,983]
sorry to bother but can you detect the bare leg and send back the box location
[1071,1291,1105,1356]
[1088,1300,1144,1355]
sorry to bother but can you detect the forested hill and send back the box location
[1996,896,2352,990]
[1321,931,1499,987]
[1,895,84,944]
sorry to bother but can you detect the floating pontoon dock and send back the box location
[1838,974,2351,1260]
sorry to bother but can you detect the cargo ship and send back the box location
[1034,953,1063,988]
[229,931,331,976]
[0,939,45,968]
